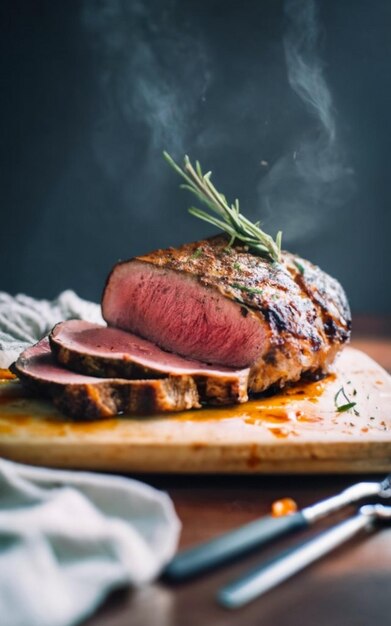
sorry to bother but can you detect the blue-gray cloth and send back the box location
[0,459,180,626]
[0,290,104,369]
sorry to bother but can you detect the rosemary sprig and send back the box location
[334,386,357,414]
[163,152,282,263]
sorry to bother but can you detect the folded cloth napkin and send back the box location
[0,458,181,626]
[0,290,104,369]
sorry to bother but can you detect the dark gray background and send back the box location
[1,0,390,313]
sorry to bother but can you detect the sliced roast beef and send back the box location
[49,320,249,405]
[102,235,351,393]
[12,338,200,419]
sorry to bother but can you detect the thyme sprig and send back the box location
[164,152,282,263]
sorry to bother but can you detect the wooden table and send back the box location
[83,318,391,626]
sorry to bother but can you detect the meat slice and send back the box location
[49,320,249,405]
[12,338,200,419]
[102,235,351,393]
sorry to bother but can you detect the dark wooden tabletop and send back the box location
[83,317,391,626]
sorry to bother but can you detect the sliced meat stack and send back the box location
[12,319,249,419]
[13,338,200,419]
[49,320,249,406]
[102,235,351,393]
[13,235,351,420]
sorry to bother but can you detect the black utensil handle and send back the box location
[164,511,308,581]
[217,512,372,609]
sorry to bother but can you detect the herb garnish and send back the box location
[337,402,357,413]
[164,152,282,263]
[334,386,357,414]
[230,283,264,295]
[294,260,305,275]
[190,247,203,259]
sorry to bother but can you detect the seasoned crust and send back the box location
[49,321,249,406]
[134,235,351,391]
[136,235,350,339]
[50,376,200,419]
[12,339,201,419]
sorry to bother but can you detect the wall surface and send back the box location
[1,0,390,313]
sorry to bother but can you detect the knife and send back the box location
[218,503,391,608]
[164,474,391,580]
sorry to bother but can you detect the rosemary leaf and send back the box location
[230,283,264,295]
[334,386,357,414]
[188,207,237,237]
[164,151,282,263]
[294,260,305,275]
[336,402,357,414]
[190,247,203,259]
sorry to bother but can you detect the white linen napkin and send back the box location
[0,290,104,369]
[0,291,181,625]
[0,458,181,626]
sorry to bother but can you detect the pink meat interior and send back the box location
[18,339,104,385]
[102,261,267,367]
[53,320,246,377]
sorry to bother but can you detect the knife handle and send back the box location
[218,512,374,609]
[164,511,308,581]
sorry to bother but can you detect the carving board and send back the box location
[0,347,390,473]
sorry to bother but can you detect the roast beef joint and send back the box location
[102,236,350,394]
[12,235,350,419]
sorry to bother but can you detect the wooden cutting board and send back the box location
[0,347,390,474]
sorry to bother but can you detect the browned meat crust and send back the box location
[49,322,249,406]
[48,376,200,419]
[132,235,351,392]
[12,339,201,419]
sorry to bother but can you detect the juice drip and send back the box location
[271,497,298,517]
[0,369,16,380]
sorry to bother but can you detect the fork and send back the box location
[218,503,391,608]
[164,474,391,580]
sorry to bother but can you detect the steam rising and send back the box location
[82,0,210,209]
[285,0,335,141]
[258,0,354,244]
[83,0,353,241]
